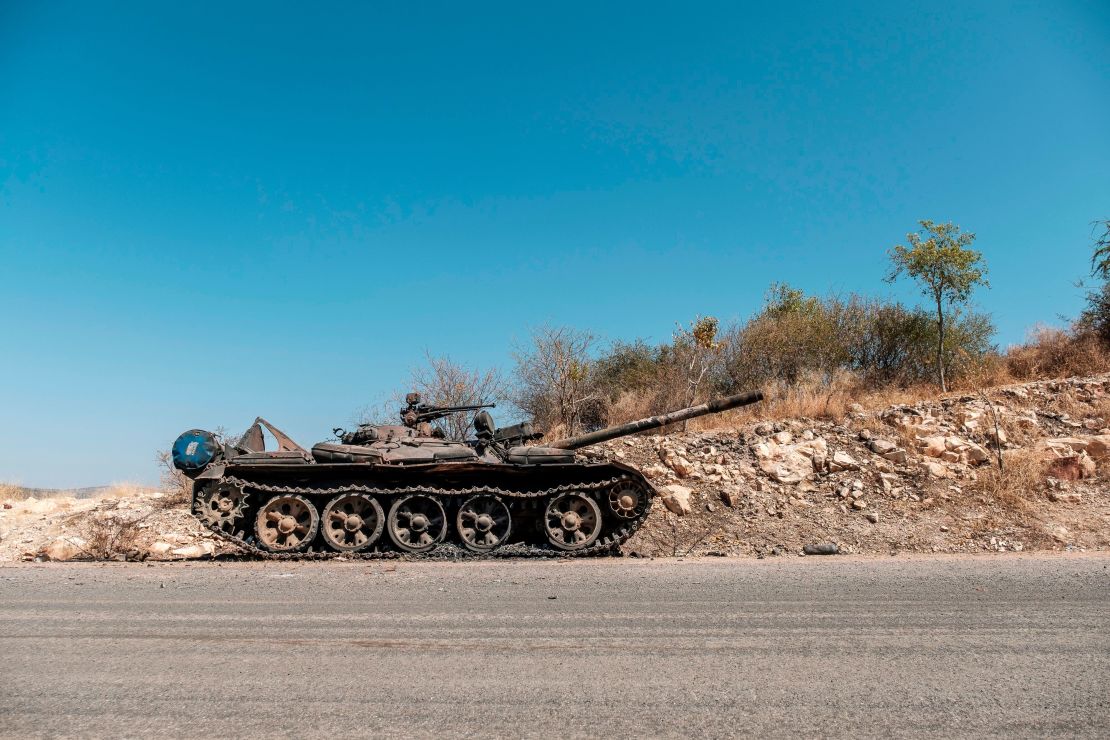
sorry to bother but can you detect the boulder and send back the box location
[1084,435,1110,459]
[147,541,174,557]
[868,439,897,455]
[772,431,793,445]
[753,440,821,484]
[829,451,860,471]
[719,486,744,508]
[919,436,947,458]
[658,448,693,478]
[882,449,908,464]
[41,537,86,562]
[169,541,216,559]
[922,461,950,478]
[1047,455,1095,482]
[660,484,693,516]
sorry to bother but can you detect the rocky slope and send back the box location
[614,374,1110,556]
[3,374,1109,561]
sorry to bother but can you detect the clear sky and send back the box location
[2,1,1108,488]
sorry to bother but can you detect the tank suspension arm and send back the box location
[547,390,765,450]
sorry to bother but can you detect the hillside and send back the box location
[3,373,1109,561]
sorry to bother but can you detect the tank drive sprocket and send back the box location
[193,481,249,534]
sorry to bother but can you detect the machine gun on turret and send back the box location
[399,392,495,429]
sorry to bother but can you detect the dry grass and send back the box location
[969,450,1049,517]
[0,482,28,501]
[1006,327,1110,380]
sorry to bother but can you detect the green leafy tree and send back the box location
[886,220,989,391]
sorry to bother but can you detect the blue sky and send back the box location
[2,1,1108,487]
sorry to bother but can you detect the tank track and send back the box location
[194,474,652,560]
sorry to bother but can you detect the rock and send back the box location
[1047,490,1083,503]
[753,440,820,484]
[829,451,860,471]
[962,444,991,465]
[1047,455,1093,482]
[705,502,716,513]
[147,541,174,557]
[802,542,839,555]
[169,541,216,559]
[1049,525,1070,543]
[719,486,743,507]
[851,499,867,510]
[865,512,879,523]
[919,436,947,458]
[660,484,693,516]
[2,502,11,510]
[922,461,950,478]
[41,537,86,562]
[869,439,897,455]
[642,464,669,480]
[858,429,873,441]
[772,431,794,445]
[848,403,865,414]
[754,423,774,436]
[658,448,693,478]
[1044,437,1090,455]
[882,449,908,464]
[1084,435,1110,459]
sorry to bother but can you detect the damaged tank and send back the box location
[171,389,764,558]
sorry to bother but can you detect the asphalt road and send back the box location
[0,555,1107,739]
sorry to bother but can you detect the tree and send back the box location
[886,220,989,391]
[671,316,722,428]
[512,326,598,435]
[1088,219,1110,279]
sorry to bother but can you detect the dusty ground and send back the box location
[0,555,1106,738]
[2,374,1109,561]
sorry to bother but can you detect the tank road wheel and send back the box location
[456,495,512,552]
[321,494,385,553]
[194,481,249,534]
[387,495,447,553]
[608,483,648,520]
[544,492,603,551]
[255,495,320,553]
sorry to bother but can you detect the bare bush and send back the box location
[69,512,149,560]
[156,450,192,509]
[513,326,599,435]
[409,352,508,439]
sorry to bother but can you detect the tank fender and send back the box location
[196,463,227,480]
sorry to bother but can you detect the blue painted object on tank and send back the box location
[172,429,220,471]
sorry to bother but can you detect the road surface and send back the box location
[1,555,1107,738]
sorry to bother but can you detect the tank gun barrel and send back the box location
[547,390,764,450]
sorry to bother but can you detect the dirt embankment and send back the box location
[3,374,1109,561]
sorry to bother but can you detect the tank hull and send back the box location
[191,460,655,558]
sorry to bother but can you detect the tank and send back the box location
[171,389,764,558]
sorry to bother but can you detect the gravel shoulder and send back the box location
[1,554,1107,738]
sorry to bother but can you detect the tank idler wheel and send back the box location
[387,495,447,553]
[608,484,647,520]
[457,495,512,552]
[195,481,249,533]
[321,494,384,552]
[256,494,320,553]
[544,492,603,551]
